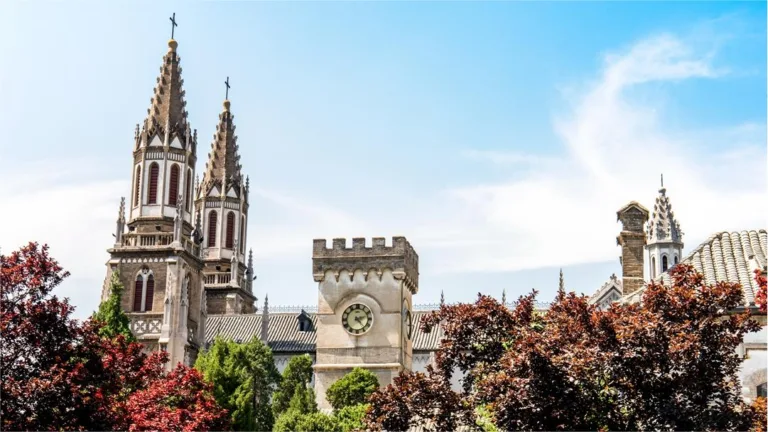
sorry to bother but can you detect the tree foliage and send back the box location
[755,268,767,314]
[272,353,314,417]
[334,403,370,432]
[124,364,230,431]
[0,242,227,431]
[365,264,764,431]
[326,367,379,410]
[92,269,135,342]
[195,336,280,431]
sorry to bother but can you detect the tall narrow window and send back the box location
[185,171,192,212]
[169,164,180,206]
[674,256,679,265]
[208,211,218,247]
[226,212,236,248]
[133,276,143,312]
[240,216,245,253]
[652,257,657,279]
[144,275,155,312]
[134,166,141,207]
[148,163,160,204]
[662,255,669,272]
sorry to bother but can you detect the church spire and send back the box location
[558,268,565,294]
[136,32,192,151]
[645,175,684,278]
[646,176,683,245]
[201,91,243,195]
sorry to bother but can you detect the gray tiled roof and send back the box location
[205,310,445,353]
[625,229,767,306]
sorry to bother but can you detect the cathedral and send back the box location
[102,35,767,408]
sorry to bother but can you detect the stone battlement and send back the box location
[312,236,419,292]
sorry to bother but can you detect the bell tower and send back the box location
[646,175,684,279]
[312,237,419,410]
[195,94,257,315]
[102,32,206,369]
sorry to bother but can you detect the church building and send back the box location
[102,34,767,408]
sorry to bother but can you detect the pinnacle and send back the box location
[201,99,243,193]
[139,39,190,148]
[647,183,683,245]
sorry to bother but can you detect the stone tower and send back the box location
[103,38,206,369]
[195,98,256,315]
[312,237,419,410]
[617,201,650,296]
[646,177,684,279]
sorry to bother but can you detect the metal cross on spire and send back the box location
[661,173,664,188]
[224,76,231,100]
[169,13,178,39]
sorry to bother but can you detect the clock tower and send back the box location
[312,237,419,410]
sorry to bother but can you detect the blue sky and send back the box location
[1,2,765,318]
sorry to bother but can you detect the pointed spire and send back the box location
[246,248,254,292]
[647,177,684,245]
[440,290,445,307]
[558,268,565,295]
[202,97,243,194]
[260,294,269,343]
[501,288,507,305]
[139,36,191,149]
[114,197,126,246]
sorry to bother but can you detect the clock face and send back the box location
[403,309,413,340]
[342,303,373,335]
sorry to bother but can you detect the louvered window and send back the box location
[134,166,141,207]
[240,216,245,253]
[144,275,155,312]
[185,171,192,212]
[148,163,160,204]
[133,277,143,312]
[208,211,218,247]
[226,212,235,249]
[169,164,179,206]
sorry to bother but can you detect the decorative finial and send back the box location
[501,288,507,305]
[440,290,445,307]
[558,268,565,295]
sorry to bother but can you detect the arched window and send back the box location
[148,163,160,204]
[240,216,245,253]
[226,211,236,249]
[144,274,154,311]
[133,275,143,312]
[169,164,180,206]
[652,257,657,279]
[674,255,679,265]
[662,255,669,272]
[185,170,192,212]
[207,211,218,247]
[134,166,141,207]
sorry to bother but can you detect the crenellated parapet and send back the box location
[312,236,419,293]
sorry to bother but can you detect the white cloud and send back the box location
[420,31,766,275]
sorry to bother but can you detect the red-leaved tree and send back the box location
[125,364,230,431]
[1,242,228,431]
[755,268,767,314]
[366,264,766,431]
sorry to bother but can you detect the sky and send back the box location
[0,1,766,319]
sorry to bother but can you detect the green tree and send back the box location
[195,336,281,431]
[326,367,379,410]
[334,403,369,432]
[272,354,314,417]
[273,386,320,432]
[92,270,134,342]
[294,412,338,432]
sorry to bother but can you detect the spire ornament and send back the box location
[169,12,178,40]
[558,268,565,295]
[260,294,269,342]
[114,197,126,246]
[440,290,445,308]
[501,288,507,306]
